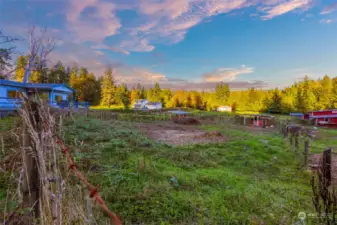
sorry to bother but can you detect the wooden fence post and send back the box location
[289,133,293,145]
[304,140,309,167]
[284,125,288,138]
[295,132,299,150]
[22,102,40,224]
[322,148,332,186]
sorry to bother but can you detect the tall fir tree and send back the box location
[215,82,230,105]
[15,55,27,82]
[100,68,116,107]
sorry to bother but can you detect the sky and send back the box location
[1,0,337,90]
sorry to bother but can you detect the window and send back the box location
[324,118,329,122]
[7,90,20,99]
[55,95,63,103]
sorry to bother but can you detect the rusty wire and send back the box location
[54,135,122,225]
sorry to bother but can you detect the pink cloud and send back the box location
[260,0,312,20]
[321,2,337,15]
[66,0,121,42]
[60,0,315,54]
[320,19,333,24]
[92,44,130,55]
[203,66,255,82]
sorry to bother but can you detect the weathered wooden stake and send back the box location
[322,148,332,186]
[284,125,288,138]
[295,133,299,150]
[304,140,309,167]
[22,102,40,224]
[289,134,293,145]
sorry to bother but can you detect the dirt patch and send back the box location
[311,153,337,185]
[137,122,228,146]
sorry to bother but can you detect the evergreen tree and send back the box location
[100,68,116,107]
[268,89,282,113]
[116,84,130,109]
[15,55,27,82]
[331,77,337,108]
[48,61,67,83]
[215,82,230,105]
[69,66,78,88]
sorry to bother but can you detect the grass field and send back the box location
[3,112,335,224]
[56,116,313,224]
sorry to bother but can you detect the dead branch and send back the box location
[23,26,56,83]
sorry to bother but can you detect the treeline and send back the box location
[13,56,337,113]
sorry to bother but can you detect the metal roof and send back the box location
[310,115,337,119]
[290,112,304,116]
[168,110,190,115]
[0,79,76,92]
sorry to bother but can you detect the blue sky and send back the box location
[1,0,337,90]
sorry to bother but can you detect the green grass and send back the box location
[60,117,314,224]
[0,116,19,213]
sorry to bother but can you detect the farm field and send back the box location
[2,112,337,224]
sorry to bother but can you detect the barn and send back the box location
[304,109,337,128]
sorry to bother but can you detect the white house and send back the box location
[145,102,162,110]
[217,106,232,112]
[132,99,149,109]
[132,99,162,110]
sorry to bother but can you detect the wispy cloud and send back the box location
[202,65,255,82]
[117,68,167,83]
[260,0,312,20]
[320,19,333,24]
[126,79,268,91]
[66,0,121,43]
[321,2,337,15]
[92,44,130,55]
[61,0,315,54]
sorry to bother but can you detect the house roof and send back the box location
[168,110,190,115]
[290,112,304,116]
[146,102,161,105]
[310,115,337,119]
[0,79,76,92]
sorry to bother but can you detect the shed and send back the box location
[217,106,232,112]
[168,110,190,120]
[236,114,276,128]
[304,109,337,127]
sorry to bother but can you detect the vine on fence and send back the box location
[54,134,122,225]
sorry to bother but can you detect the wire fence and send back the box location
[53,134,122,225]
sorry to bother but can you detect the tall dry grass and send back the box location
[3,99,97,225]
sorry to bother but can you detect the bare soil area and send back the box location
[137,122,228,146]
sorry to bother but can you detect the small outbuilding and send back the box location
[303,109,337,128]
[217,106,232,112]
[168,110,190,120]
[235,114,276,128]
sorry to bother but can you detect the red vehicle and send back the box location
[304,109,337,128]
